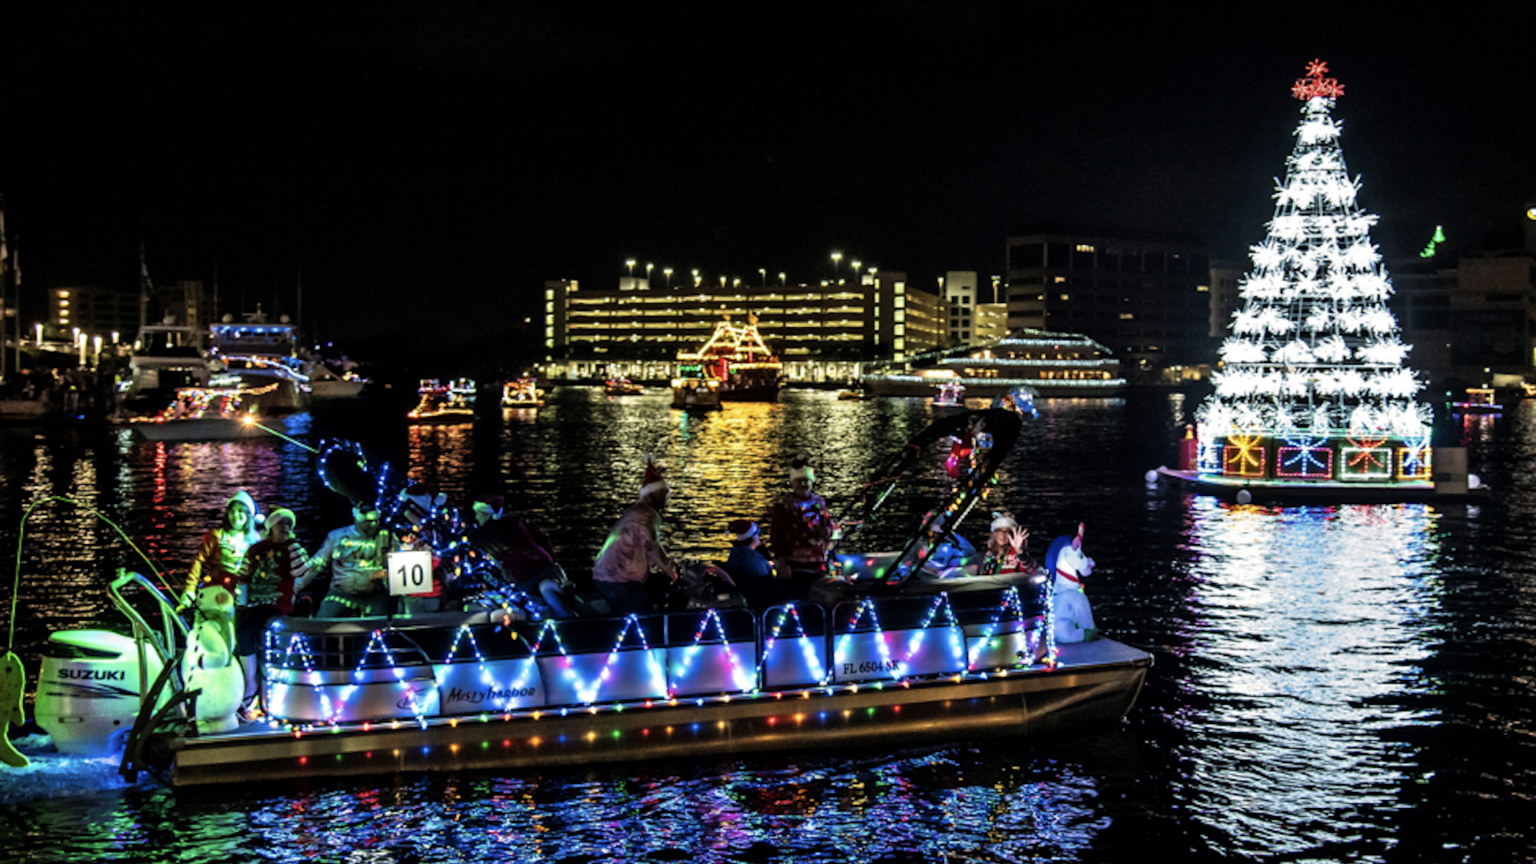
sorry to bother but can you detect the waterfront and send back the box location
[0,388,1532,862]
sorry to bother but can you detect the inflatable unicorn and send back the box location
[1045,523,1098,644]
[182,585,245,734]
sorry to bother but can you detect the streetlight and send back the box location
[779,272,786,286]
[692,269,701,288]
[663,268,673,290]
[646,263,654,287]
[626,259,636,279]
[758,268,766,287]
[831,251,843,279]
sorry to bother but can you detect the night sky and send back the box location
[3,3,1533,350]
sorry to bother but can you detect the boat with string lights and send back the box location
[127,385,283,441]
[502,377,546,408]
[25,398,1148,788]
[604,377,643,396]
[673,315,785,404]
[407,379,476,424]
[1157,60,1481,503]
[862,328,1126,399]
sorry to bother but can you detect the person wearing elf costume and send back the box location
[723,518,781,608]
[234,507,315,720]
[184,490,262,604]
[312,502,396,618]
[978,511,1032,576]
[770,454,837,600]
[592,457,677,615]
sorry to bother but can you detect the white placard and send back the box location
[387,550,435,596]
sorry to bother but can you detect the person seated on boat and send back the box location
[977,511,1033,576]
[1046,523,1098,643]
[183,490,262,605]
[910,509,978,578]
[467,493,576,618]
[234,507,315,720]
[395,482,449,617]
[591,457,677,616]
[310,502,397,618]
[770,454,837,599]
[722,518,783,609]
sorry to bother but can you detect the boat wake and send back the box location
[0,732,147,805]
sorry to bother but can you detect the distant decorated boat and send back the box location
[503,377,546,408]
[932,380,965,407]
[407,379,475,424]
[676,315,784,403]
[604,378,643,396]
[862,328,1126,399]
[1448,387,1501,415]
[127,385,277,441]
[23,397,1149,787]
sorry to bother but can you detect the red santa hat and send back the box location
[789,454,815,484]
[639,456,669,502]
[990,511,1018,532]
[727,519,759,543]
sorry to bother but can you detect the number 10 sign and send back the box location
[387,550,434,596]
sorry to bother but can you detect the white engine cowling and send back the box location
[35,630,166,756]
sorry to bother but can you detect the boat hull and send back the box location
[132,418,266,442]
[146,638,1149,787]
[864,375,1125,399]
[1155,466,1480,504]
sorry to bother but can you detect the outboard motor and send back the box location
[35,630,166,756]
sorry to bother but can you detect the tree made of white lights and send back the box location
[1198,60,1431,466]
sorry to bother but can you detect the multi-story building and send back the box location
[544,271,945,381]
[973,303,1008,343]
[941,271,978,346]
[50,285,139,342]
[1004,226,1213,379]
[1392,206,1536,391]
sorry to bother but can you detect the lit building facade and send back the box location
[1005,226,1213,378]
[49,285,138,343]
[543,272,946,381]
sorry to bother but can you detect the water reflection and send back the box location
[1172,499,1441,858]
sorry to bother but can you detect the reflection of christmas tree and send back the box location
[1196,60,1432,483]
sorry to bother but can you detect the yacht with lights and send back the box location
[862,328,1126,399]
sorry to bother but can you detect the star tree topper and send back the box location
[1291,58,1345,100]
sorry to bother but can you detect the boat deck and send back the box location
[1156,467,1477,504]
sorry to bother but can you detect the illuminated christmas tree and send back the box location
[1196,60,1432,483]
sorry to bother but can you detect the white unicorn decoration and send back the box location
[1045,523,1098,644]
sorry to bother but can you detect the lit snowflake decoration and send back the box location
[1292,58,1345,101]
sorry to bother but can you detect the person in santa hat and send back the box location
[978,511,1032,576]
[722,518,782,609]
[770,454,837,599]
[592,456,677,615]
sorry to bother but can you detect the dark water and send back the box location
[0,388,1532,863]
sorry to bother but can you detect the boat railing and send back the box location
[260,588,1046,727]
